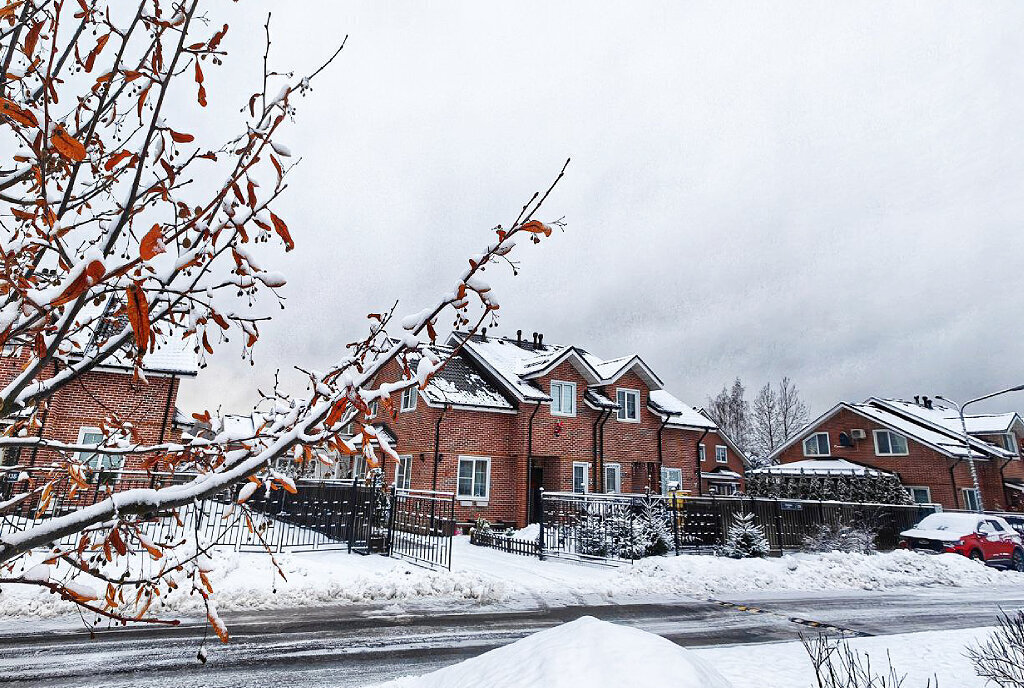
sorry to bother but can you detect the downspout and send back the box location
[694,428,710,496]
[158,375,176,444]
[655,414,670,494]
[597,408,612,493]
[431,403,449,492]
[949,458,963,509]
[526,401,541,521]
[592,408,610,492]
[999,457,1013,509]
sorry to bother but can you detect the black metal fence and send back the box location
[470,529,540,557]
[529,491,939,562]
[0,470,455,567]
[387,488,456,569]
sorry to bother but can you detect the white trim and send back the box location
[873,428,909,456]
[603,462,621,494]
[962,487,981,512]
[400,387,418,412]
[395,454,412,490]
[698,444,706,463]
[615,388,641,423]
[803,432,831,457]
[550,380,577,417]
[76,426,124,482]
[905,485,931,504]
[572,461,590,494]
[457,455,490,500]
[715,445,728,464]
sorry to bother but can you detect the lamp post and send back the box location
[936,384,1024,513]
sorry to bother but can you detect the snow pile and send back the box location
[376,616,734,688]
[611,549,1023,597]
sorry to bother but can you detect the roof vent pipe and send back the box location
[532,332,539,348]
[923,396,932,409]
[481,327,487,340]
[538,333,544,347]
[517,329,522,345]
[914,395,921,405]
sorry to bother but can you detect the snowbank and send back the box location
[375,616,733,688]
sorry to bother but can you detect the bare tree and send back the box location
[749,377,810,465]
[706,377,750,451]
[0,0,566,637]
[778,376,810,441]
[969,610,1024,687]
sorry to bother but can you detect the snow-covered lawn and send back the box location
[373,616,991,688]
[2,536,1022,620]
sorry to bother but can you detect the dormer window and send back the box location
[550,381,576,417]
[616,389,640,422]
[400,387,417,412]
[1001,433,1019,454]
[803,432,830,457]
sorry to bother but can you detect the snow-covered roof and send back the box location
[749,458,889,476]
[410,346,514,411]
[648,390,716,429]
[584,388,619,410]
[701,469,743,480]
[453,334,553,402]
[872,398,1022,437]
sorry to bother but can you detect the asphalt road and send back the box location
[2,587,1022,687]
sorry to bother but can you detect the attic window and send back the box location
[803,432,830,457]
[873,429,908,456]
[616,389,640,422]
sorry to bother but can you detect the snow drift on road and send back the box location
[375,615,734,688]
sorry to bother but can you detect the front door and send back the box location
[529,465,544,523]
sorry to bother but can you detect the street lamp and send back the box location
[935,384,1024,513]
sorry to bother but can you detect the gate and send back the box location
[386,488,456,569]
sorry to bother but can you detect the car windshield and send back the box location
[914,513,982,536]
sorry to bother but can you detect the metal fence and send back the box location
[530,491,939,562]
[0,470,455,567]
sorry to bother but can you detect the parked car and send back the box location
[899,512,1024,571]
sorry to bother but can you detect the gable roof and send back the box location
[870,398,1023,437]
[406,345,515,411]
[766,399,1016,463]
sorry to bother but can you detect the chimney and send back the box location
[532,332,539,348]
[517,329,522,345]
[538,333,544,347]
[480,327,487,340]
[913,395,920,405]
[922,396,932,409]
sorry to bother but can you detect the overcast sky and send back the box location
[177,1,1024,419]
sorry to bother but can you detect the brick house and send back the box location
[340,332,747,527]
[766,397,1024,511]
[0,303,197,496]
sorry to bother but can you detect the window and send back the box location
[660,467,683,495]
[572,462,589,494]
[368,400,378,418]
[616,389,640,422]
[709,483,738,496]
[457,456,490,499]
[698,445,706,463]
[1002,434,1019,453]
[873,429,909,456]
[962,488,981,512]
[803,432,830,457]
[906,486,931,504]
[604,463,621,493]
[400,387,417,412]
[550,381,576,417]
[715,446,728,464]
[76,428,123,482]
[395,454,412,490]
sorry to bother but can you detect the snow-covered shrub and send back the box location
[802,522,878,555]
[576,510,612,557]
[472,517,492,536]
[969,610,1024,687]
[745,472,914,505]
[721,511,771,558]
[631,495,673,557]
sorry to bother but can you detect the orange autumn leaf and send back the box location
[169,130,194,143]
[139,224,165,260]
[50,125,86,161]
[22,21,42,59]
[125,283,150,355]
[0,1,24,20]
[270,212,293,251]
[519,220,552,237]
[50,259,105,306]
[325,398,348,426]
[104,149,133,171]
[208,611,229,643]
[0,97,37,127]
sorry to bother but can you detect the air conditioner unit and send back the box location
[850,429,867,441]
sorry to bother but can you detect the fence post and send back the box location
[386,485,398,556]
[346,477,359,553]
[773,498,784,553]
[671,493,680,556]
[538,487,545,560]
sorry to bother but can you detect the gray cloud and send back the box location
[177,1,1024,419]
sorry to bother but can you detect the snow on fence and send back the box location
[521,491,940,563]
[469,529,541,557]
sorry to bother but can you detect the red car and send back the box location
[899,512,1024,571]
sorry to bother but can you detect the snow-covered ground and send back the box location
[373,616,991,688]
[2,536,1022,621]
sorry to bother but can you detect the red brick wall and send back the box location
[776,407,1019,510]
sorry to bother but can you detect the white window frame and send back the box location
[395,454,412,490]
[368,400,378,419]
[76,426,124,482]
[661,467,683,496]
[715,445,728,464]
[616,388,640,423]
[906,486,931,504]
[550,380,577,417]
[572,461,590,494]
[400,387,417,412]
[962,487,981,512]
[457,456,490,500]
[873,429,909,456]
[803,432,831,457]
[604,463,621,494]
[698,445,706,463]
[1002,433,1019,454]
